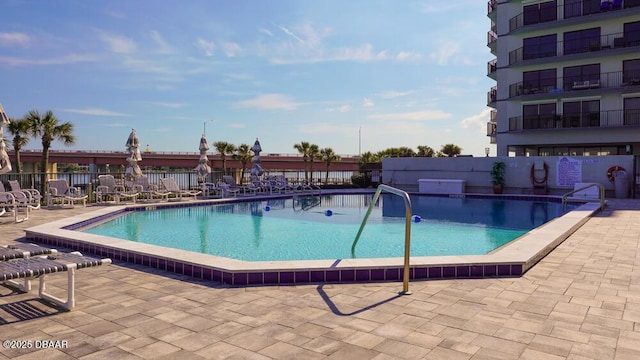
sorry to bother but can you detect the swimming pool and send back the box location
[25,190,600,286]
[82,194,571,261]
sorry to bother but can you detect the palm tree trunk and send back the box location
[325,165,329,184]
[40,147,49,196]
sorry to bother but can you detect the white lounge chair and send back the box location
[0,185,30,222]
[160,177,201,200]
[130,176,170,202]
[9,180,42,210]
[95,175,138,204]
[47,179,88,207]
[1,251,111,310]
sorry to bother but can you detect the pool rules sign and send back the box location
[556,156,582,187]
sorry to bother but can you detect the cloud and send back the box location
[0,54,95,66]
[460,108,492,133]
[363,98,375,107]
[222,42,241,57]
[367,110,451,121]
[429,41,460,65]
[259,28,273,37]
[395,51,424,62]
[297,123,359,134]
[278,25,305,44]
[99,32,136,53]
[0,32,31,47]
[270,43,388,65]
[146,102,187,109]
[196,38,215,56]
[150,30,172,54]
[378,90,417,99]
[234,94,304,110]
[227,123,247,128]
[60,108,130,116]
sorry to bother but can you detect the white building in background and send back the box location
[486,0,640,156]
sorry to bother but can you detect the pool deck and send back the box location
[1,198,639,359]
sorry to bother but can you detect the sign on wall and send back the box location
[556,156,582,187]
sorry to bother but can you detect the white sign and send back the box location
[556,156,582,187]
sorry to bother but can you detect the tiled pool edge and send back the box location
[24,195,601,286]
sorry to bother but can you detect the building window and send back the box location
[523,69,556,94]
[563,64,600,90]
[523,1,557,26]
[523,103,556,129]
[564,27,600,55]
[623,59,640,85]
[562,100,600,127]
[564,0,601,18]
[624,97,640,126]
[523,34,557,60]
[624,21,640,47]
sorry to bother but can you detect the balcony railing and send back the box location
[490,110,497,123]
[509,30,639,65]
[487,58,497,77]
[509,0,640,33]
[487,0,497,16]
[487,86,497,106]
[486,121,497,137]
[487,31,497,47]
[508,109,640,131]
[508,70,640,98]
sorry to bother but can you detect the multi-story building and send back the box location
[486,0,640,157]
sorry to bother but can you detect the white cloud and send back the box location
[99,32,136,54]
[378,90,417,99]
[0,54,95,66]
[259,28,273,37]
[150,30,172,54]
[367,110,451,121]
[146,102,187,109]
[0,32,31,47]
[196,38,215,56]
[460,108,491,133]
[222,42,241,57]
[363,98,375,107]
[278,25,305,44]
[60,108,130,116]
[395,51,424,62]
[234,94,304,111]
[429,41,460,65]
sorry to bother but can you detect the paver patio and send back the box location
[0,199,639,359]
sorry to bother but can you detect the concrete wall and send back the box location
[382,156,635,197]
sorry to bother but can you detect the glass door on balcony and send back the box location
[624,97,640,126]
[523,103,556,129]
[563,64,600,90]
[563,100,600,127]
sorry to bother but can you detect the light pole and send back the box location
[358,126,362,157]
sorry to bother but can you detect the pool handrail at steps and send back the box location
[352,184,413,295]
[561,183,605,211]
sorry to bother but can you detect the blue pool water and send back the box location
[83,194,572,261]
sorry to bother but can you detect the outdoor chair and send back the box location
[160,177,201,200]
[0,182,30,222]
[130,176,170,202]
[1,243,56,261]
[221,175,254,196]
[9,180,42,210]
[1,251,111,310]
[47,179,88,208]
[95,175,138,204]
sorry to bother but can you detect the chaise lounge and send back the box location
[1,251,111,310]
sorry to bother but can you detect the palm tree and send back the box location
[358,151,380,167]
[235,143,252,183]
[308,144,320,184]
[7,117,31,177]
[440,143,462,157]
[417,145,435,157]
[213,141,236,175]
[25,110,75,195]
[320,147,341,184]
[293,141,311,181]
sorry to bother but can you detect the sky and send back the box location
[0,0,495,157]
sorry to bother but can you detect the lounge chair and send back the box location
[47,179,88,207]
[95,175,138,204]
[9,180,42,210]
[130,176,170,202]
[1,251,112,310]
[160,177,201,200]
[0,183,30,222]
[221,175,254,196]
[1,243,56,261]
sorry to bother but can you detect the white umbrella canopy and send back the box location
[0,104,12,175]
[195,135,211,181]
[250,138,264,176]
[124,128,142,180]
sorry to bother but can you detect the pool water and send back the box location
[83,194,571,261]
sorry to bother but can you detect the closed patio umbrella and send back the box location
[195,135,211,182]
[124,129,142,181]
[0,104,12,175]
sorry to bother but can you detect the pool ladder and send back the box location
[352,184,413,295]
[561,183,605,211]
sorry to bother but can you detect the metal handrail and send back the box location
[352,184,413,295]
[562,183,605,210]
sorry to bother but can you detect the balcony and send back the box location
[508,70,640,98]
[508,109,640,131]
[509,30,639,65]
[486,121,497,137]
[487,58,497,78]
[487,0,497,17]
[487,31,497,49]
[509,0,640,33]
[487,86,497,107]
